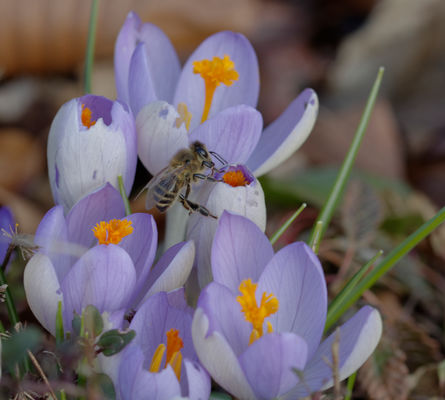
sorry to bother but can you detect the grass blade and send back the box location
[84,0,100,94]
[270,203,306,245]
[308,67,385,248]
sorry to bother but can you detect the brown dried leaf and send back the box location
[358,333,409,400]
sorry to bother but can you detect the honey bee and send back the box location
[143,141,227,219]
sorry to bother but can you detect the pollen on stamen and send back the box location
[81,104,96,128]
[92,219,133,245]
[193,54,239,123]
[223,170,248,187]
[237,279,279,344]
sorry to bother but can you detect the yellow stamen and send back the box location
[237,279,279,344]
[193,54,239,123]
[149,329,184,381]
[92,219,133,245]
[168,351,183,381]
[223,170,248,187]
[81,104,96,128]
[175,103,192,131]
[149,344,166,373]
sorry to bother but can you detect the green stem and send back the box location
[84,0,100,94]
[118,175,132,216]
[270,203,306,245]
[344,372,357,400]
[309,221,323,255]
[331,206,445,322]
[308,67,385,248]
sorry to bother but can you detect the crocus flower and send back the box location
[24,184,195,335]
[0,206,14,266]
[47,94,137,213]
[117,290,210,400]
[192,212,382,399]
[115,11,318,179]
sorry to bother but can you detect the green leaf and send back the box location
[56,300,64,344]
[2,326,43,369]
[84,0,99,94]
[118,175,132,216]
[88,373,116,399]
[209,393,232,400]
[325,250,383,332]
[327,206,445,324]
[72,312,82,336]
[97,329,136,356]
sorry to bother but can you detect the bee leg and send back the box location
[179,194,217,219]
[193,173,223,183]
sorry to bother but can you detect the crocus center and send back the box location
[237,279,279,344]
[92,219,133,245]
[193,54,239,123]
[81,104,96,128]
[149,329,184,381]
[223,170,248,187]
[175,102,192,131]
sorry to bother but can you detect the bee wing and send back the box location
[143,165,184,210]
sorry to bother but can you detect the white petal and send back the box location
[136,101,189,175]
[192,308,256,400]
[24,254,63,335]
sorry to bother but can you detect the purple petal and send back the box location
[119,213,157,307]
[282,306,382,398]
[212,211,273,293]
[66,184,125,249]
[61,244,136,330]
[174,31,259,131]
[247,89,319,176]
[128,43,157,116]
[34,205,72,282]
[192,307,256,400]
[182,359,211,400]
[119,344,181,400]
[114,11,143,105]
[24,254,62,335]
[257,242,327,360]
[239,333,308,399]
[0,206,13,264]
[137,241,195,307]
[188,105,263,165]
[136,101,189,175]
[197,282,250,355]
[131,291,195,362]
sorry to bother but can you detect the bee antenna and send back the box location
[210,151,227,166]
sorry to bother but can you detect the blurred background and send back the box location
[1,0,445,398]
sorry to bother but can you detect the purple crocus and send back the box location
[47,94,137,213]
[0,206,14,266]
[116,290,210,400]
[23,184,195,335]
[192,212,382,399]
[115,11,318,178]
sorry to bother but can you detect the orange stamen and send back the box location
[81,104,96,128]
[193,55,239,123]
[223,170,248,187]
[92,219,133,245]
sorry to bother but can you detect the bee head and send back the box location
[191,141,211,162]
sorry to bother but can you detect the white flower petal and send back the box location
[24,254,63,335]
[192,308,256,400]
